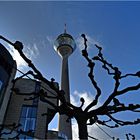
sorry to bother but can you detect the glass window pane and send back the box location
[26,107,37,118]
[0,80,3,90]
[29,118,36,131]
[31,108,37,118]
[27,107,32,118]
[20,106,37,132]
[24,119,30,131]
[21,107,27,118]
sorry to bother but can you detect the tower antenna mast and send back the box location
[64,23,67,33]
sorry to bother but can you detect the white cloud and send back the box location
[7,44,27,70]
[48,90,120,140]
[71,90,114,140]
[7,43,39,70]
[76,34,102,51]
[46,36,54,46]
[40,36,54,49]
[72,118,110,140]
[72,118,118,140]
[24,43,39,59]
[71,90,101,110]
[72,120,79,140]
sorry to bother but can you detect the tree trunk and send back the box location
[77,120,88,140]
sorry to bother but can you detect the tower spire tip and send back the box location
[64,23,67,33]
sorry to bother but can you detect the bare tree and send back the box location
[0,123,34,139]
[0,35,140,140]
[115,133,136,140]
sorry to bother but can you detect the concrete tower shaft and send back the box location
[58,55,72,139]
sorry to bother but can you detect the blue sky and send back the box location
[0,1,140,140]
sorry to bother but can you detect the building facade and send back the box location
[0,43,62,139]
[0,43,17,124]
[4,78,58,139]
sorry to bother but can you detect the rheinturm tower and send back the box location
[54,28,76,139]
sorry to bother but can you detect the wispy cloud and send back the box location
[7,43,39,70]
[71,90,101,110]
[40,36,54,49]
[7,44,27,70]
[76,34,102,51]
[46,36,54,46]
[24,43,39,59]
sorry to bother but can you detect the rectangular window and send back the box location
[0,80,3,91]
[19,106,37,132]
[0,80,3,107]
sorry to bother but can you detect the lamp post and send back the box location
[54,30,76,139]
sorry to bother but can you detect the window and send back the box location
[58,132,68,140]
[0,80,3,107]
[0,54,12,75]
[19,106,37,132]
[0,80,3,91]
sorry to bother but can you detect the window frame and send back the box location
[19,105,37,132]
